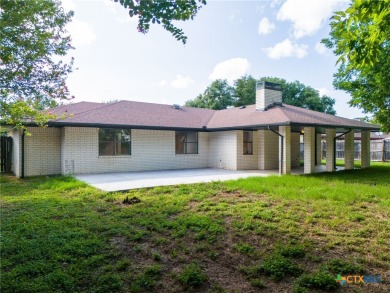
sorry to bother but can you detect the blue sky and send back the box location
[62,0,364,118]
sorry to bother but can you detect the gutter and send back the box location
[268,126,284,175]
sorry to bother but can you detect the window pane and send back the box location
[243,142,253,155]
[118,142,131,155]
[99,128,115,141]
[99,142,115,156]
[186,142,198,154]
[120,129,131,142]
[243,131,253,143]
[186,132,197,143]
[176,132,186,154]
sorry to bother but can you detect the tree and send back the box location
[185,80,234,110]
[116,0,207,44]
[233,75,256,107]
[322,0,390,131]
[230,76,336,114]
[0,0,74,129]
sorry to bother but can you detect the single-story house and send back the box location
[4,82,379,178]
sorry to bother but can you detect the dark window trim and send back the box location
[243,130,253,155]
[176,131,199,154]
[99,128,131,156]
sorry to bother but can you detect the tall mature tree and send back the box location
[233,75,256,107]
[231,76,336,114]
[185,80,234,110]
[322,0,390,131]
[116,0,206,44]
[0,0,74,129]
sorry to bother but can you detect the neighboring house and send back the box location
[5,82,379,178]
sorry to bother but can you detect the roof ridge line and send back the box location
[54,100,125,121]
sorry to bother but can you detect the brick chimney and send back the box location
[256,81,283,111]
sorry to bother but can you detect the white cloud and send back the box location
[67,19,96,47]
[158,80,167,86]
[316,87,328,96]
[170,75,194,89]
[264,38,308,59]
[277,0,348,39]
[258,17,275,35]
[315,42,328,55]
[209,58,250,83]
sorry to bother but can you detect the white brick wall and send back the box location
[303,127,315,174]
[258,130,279,170]
[208,131,237,170]
[24,127,61,176]
[344,130,354,170]
[61,127,209,174]
[237,130,258,170]
[279,126,291,174]
[326,129,336,172]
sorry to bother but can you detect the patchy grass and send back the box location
[1,162,389,292]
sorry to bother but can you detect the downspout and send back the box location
[334,129,351,169]
[21,129,25,178]
[268,126,284,175]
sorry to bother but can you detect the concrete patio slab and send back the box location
[75,168,278,192]
[75,165,346,192]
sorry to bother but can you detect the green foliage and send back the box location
[323,0,390,131]
[276,244,306,259]
[0,0,74,129]
[2,164,389,292]
[259,77,336,114]
[131,265,161,291]
[321,259,365,275]
[177,263,207,288]
[294,272,338,292]
[233,75,257,107]
[233,242,255,255]
[115,0,207,44]
[185,75,336,114]
[185,79,235,110]
[259,254,302,281]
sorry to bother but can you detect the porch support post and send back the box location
[304,127,315,174]
[279,126,291,174]
[361,130,371,168]
[326,129,336,172]
[316,133,322,166]
[344,130,354,170]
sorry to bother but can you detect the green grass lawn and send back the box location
[1,162,389,292]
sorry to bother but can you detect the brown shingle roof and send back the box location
[49,100,379,131]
